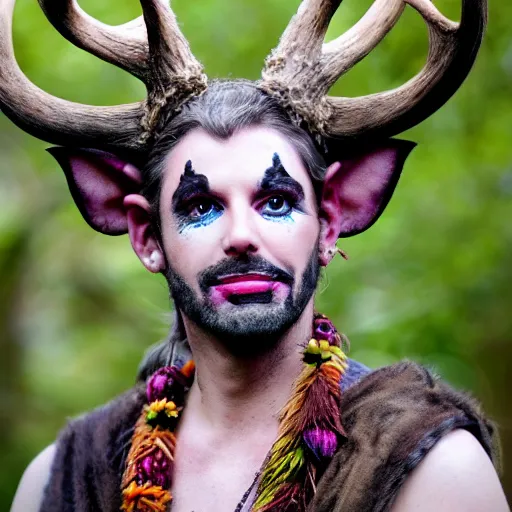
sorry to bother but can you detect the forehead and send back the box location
[161,125,312,194]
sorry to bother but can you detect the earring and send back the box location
[146,250,163,271]
[337,247,349,260]
[325,246,349,262]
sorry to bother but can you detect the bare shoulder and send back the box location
[10,444,56,512]
[390,429,509,512]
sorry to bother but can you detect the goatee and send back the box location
[164,249,319,357]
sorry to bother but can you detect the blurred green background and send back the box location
[1,0,511,508]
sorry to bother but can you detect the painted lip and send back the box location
[215,273,274,285]
[207,272,292,304]
[209,275,289,303]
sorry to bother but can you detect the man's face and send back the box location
[158,126,321,350]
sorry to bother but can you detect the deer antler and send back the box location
[37,0,149,80]
[0,0,144,155]
[1,0,487,156]
[261,0,487,140]
[0,0,206,157]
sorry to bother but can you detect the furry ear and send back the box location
[47,147,143,235]
[320,139,416,242]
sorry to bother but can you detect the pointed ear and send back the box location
[47,147,143,235]
[319,139,416,247]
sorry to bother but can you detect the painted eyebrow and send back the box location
[259,153,305,200]
[171,160,211,211]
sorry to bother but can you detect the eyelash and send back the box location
[178,197,222,230]
[181,192,300,224]
[258,194,297,218]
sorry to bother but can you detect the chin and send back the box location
[167,254,319,354]
[203,300,298,340]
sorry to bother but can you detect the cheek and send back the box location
[161,217,225,279]
[258,212,319,264]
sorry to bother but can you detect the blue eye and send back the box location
[261,195,293,217]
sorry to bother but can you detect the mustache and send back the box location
[198,255,294,291]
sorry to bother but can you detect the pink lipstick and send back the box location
[209,274,289,305]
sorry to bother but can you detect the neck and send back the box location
[181,302,314,434]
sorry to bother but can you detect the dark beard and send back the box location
[164,249,320,357]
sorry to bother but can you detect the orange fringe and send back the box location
[121,482,171,512]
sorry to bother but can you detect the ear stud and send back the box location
[146,250,163,271]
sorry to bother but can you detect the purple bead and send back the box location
[313,318,337,345]
[303,427,338,459]
[153,472,168,488]
[146,366,187,403]
[136,450,172,489]
[142,456,153,475]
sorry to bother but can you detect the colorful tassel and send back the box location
[121,315,348,512]
[121,361,195,512]
[252,314,348,512]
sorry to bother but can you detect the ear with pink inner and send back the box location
[319,139,416,256]
[47,147,143,235]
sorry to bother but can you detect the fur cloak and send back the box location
[40,360,500,512]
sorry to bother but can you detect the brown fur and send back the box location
[40,385,147,512]
[309,361,500,512]
[40,361,499,512]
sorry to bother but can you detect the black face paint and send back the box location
[259,153,306,214]
[172,160,222,233]
[172,160,210,210]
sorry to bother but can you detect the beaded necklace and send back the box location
[121,314,348,512]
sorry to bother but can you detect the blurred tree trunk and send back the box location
[0,225,31,444]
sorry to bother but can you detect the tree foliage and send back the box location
[1,0,511,506]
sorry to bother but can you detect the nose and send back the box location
[221,202,260,258]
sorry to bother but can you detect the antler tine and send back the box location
[265,0,342,73]
[137,0,207,140]
[325,0,487,139]
[0,0,144,155]
[37,0,149,81]
[320,0,405,88]
[38,0,206,88]
[139,0,204,83]
[260,0,404,132]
